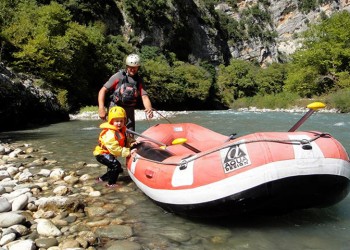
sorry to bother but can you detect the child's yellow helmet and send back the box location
[108,106,126,123]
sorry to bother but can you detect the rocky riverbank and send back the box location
[0,141,144,250]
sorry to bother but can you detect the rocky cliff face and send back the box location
[0,63,69,132]
[120,0,350,66]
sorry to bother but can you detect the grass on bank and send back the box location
[231,90,350,113]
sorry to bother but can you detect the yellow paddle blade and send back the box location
[172,138,187,145]
[307,102,326,110]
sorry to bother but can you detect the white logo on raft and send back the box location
[220,143,251,174]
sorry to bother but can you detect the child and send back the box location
[93,106,136,187]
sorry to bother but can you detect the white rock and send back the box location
[49,169,65,180]
[63,175,79,185]
[0,185,6,195]
[12,194,29,211]
[0,213,26,227]
[9,224,29,236]
[0,232,16,246]
[5,239,36,250]
[53,186,70,196]
[2,188,30,202]
[79,174,93,182]
[0,170,10,181]
[8,148,23,158]
[89,191,101,197]
[37,169,51,177]
[36,219,62,237]
[0,197,12,212]
[6,166,19,177]
[17,171,33,182]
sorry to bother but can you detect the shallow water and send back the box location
[1,110,350,249]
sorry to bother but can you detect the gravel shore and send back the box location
[0,141,143,250]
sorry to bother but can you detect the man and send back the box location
[98,54,153,131]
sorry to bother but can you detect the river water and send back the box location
[1,110,350,250]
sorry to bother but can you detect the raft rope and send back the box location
[132,132,331,166]
[144,108,173,128]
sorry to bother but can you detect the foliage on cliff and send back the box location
[1,0,350,114]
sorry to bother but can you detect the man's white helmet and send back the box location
[126,54,141,67]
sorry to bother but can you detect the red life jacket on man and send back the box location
[110,71,141,107]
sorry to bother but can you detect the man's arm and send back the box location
[141,95,153,118]
[98,87,108,120]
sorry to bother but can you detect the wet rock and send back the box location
[34,237,58,248]
[86,218,111,227]
[95,224,133,240]
[159,226,191,243]
[84,206,109,217]
[105,240,142,250]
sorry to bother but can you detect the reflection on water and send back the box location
[1,110,350,249]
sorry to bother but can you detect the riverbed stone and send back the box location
[0,185,6,195]
[11,194,29,211]
[0,212,26,227]
[105,240,142,250]
[49,169,65,180]
[5,239,36,250]
[53,185,70,196]
[37,169,51,177]
[36,219,62,237]
[0,197,12,212]
[9,224,30,236]
[59,239,81,249]
[34,237,59,248]
[95,224,133,240]
[0,232,16,246]
[0,170,10,181]
[2,188,30,201]
[35,196,83,213]
[84,206,109,217]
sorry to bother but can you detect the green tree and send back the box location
[217,59,259,106]
[173,61,212,101]
[1,1,123,109]
[285,11,350,97]
[256,63,287,95]
[142,58,178,106]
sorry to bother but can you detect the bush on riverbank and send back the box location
[231,90,350,113]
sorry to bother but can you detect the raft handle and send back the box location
[179,160,188,170]
[300,139,312,150]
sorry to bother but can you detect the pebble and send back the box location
[0,141,144,249]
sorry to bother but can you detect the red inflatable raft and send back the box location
[127,108,350,218]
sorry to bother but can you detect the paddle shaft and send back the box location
[126,129,167,146]
[288,102,326,132]
[182,143,201,153]
[288,109,315,132]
